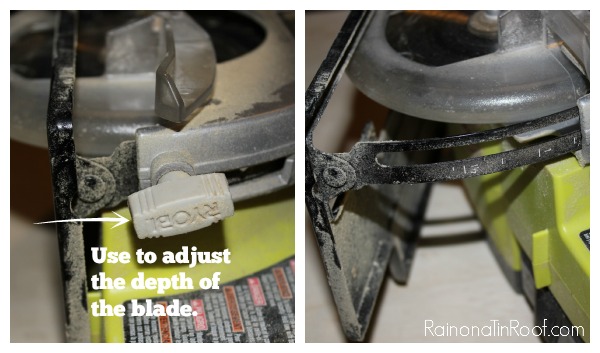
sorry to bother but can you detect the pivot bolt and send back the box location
[78,175,107,203]
[323,166,347,188]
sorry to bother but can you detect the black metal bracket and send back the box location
[305,11,583,341]
[46,10,91,342]
[315,108,581,202]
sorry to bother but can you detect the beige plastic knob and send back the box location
[128,173,234,239]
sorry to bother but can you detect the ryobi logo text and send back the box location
[146,202,221,231]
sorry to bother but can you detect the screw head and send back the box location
[323,166,347,188]
[78,175,107,203]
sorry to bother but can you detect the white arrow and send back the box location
[34,211,130,229]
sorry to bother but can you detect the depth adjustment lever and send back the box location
[128,172,234,239]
